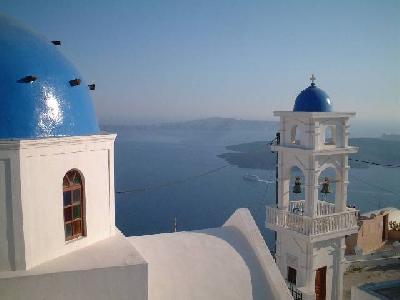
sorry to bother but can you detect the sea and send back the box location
[110,126,400,250]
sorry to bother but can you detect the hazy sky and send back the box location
[1,0,399,126]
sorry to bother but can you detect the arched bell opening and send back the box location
[290,125,301,145]
[317,167,340,215]
[324,125,336,145]
[288,165,305,215]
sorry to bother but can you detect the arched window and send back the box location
[291,125,301,145]
[63,170,85,241]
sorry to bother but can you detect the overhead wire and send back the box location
[350,174,400,197]
[115,138,400,198]
[349,158,400,168]
[116,164,230,194]
[116,136,279,195]
[347,157,400,203]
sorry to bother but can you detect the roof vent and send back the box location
[18,75,38,83]
[69,78,81,87]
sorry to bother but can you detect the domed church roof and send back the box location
[293,75,333,112]
[0,14,99,139]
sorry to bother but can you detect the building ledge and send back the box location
[0,132,117,150]
[0,232,146,279]
[271,145,358,156]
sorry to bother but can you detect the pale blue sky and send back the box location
[1,0,399,128]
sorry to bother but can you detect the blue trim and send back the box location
[0,14,99,139]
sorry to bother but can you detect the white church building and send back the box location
[0,13,360,300]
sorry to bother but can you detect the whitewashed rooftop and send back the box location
[0,209,291,300]
[129,208,292,300]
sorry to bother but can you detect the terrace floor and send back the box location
[343,263,400,300]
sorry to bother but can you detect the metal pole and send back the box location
[173,217,177,232]
[274,132,280,254]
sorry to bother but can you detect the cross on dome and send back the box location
[310,74,316,85]
[293,74,332,112]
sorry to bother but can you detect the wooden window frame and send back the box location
[63,170,86,241]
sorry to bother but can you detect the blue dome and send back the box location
[0,14,99,139]
[293,83,333,112]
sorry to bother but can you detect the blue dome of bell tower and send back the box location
[293,75,333,112]
[0,14,100,139]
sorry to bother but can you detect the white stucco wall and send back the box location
[0,134,117,270]
[276,234,307,286]
[0,233,148,300]
[0,143,24,272]
[0,263,147,300]
[0,158,13,271]
[313,239,335,300]
[275,215,343,300]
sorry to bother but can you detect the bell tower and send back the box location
[266,76,359,300]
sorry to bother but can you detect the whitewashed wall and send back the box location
[0,263,148,300]
[0,134,116,270]
[0,143,24,271]
[275,216,339,300]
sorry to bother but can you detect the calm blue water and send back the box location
[113,127,400,250]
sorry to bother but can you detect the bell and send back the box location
[292,176,302,194]
[320,177,331,194]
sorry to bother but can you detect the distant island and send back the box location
[218,138,400,170]
[101,117,278,131]
[381,133,400,142]
[101,117,400,171]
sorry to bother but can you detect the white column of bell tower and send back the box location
[304,157,319,217]
[277,117,290,211]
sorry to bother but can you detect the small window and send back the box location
[63,170,85,241]
[288,266,297,285]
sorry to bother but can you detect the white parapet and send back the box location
[289,200,336,216]
[266,205,359,241]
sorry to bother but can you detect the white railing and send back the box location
[289,200,336,216]
[289,201,305,215]
[317,200,336,215]
[266,206,359,236]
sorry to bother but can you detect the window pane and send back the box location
[63,191,71,206]
[63,177,69,188]
[72,220,82,236]
[73,174,82,185]
[73,205,81,219]
[65,223,72,238]
[64,207,72,222]
[72,189,81,203]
